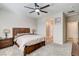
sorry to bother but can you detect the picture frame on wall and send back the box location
[55,17,61,24]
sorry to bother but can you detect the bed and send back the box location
[13,28,45,56]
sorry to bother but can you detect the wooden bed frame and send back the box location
[13,28,45,56]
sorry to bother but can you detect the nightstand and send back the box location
[0,38,14,49]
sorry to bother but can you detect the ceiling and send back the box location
[0,3,79,18]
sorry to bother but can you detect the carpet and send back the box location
[0,42,72,56]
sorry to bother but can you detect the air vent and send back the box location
[68,10,75,13]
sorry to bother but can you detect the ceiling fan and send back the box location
[24,3,50,15]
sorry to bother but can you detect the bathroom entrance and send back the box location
[46,18,54,43]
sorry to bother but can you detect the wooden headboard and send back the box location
[13,28,30,38]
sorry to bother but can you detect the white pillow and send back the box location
[15,33,30,38]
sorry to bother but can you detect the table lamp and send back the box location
[3,29,10,38]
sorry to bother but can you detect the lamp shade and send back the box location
[3,29,10,34]
[32,29,36,34]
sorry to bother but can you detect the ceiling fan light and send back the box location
[35,9,40,12]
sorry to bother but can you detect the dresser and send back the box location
[0,38,14,49]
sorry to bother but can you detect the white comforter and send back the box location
[14,35,45,51]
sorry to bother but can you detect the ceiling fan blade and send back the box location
[35,3,39,7]
[40,4,50,9]
[24,6,34,9]
[37,12,40,15]
[40,10,48,13]
[29,11,35,13]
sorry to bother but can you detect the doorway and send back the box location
[67,21,78,43]
[46,19,54,43]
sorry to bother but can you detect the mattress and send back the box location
[14,34,45,51]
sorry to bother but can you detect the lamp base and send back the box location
[5,33,8,39]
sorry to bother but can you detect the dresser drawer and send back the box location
[0,39,11,43]
[0,38,13,49]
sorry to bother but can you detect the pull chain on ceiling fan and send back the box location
[24,3,50,15]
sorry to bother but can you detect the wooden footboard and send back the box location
[24,41,45,56]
